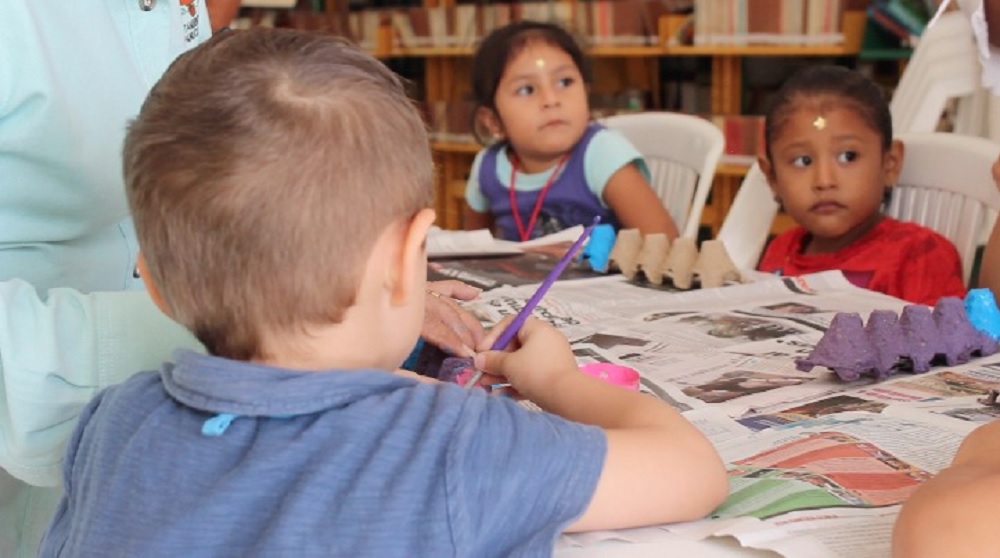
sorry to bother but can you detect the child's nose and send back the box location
[539,84,560,107]
[813,160,836,190]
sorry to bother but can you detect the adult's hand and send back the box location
[422,280,485,357]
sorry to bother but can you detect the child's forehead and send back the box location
[775,100,879,140]
[505,39,574,71]
[786,94,861,119]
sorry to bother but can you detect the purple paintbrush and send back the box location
[464,216,602,388]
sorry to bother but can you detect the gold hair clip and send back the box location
[813,116,827,130]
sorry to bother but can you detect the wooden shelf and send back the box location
[662,43,860,57]
[391,45,665,58]
[717,162,752,177]
[586,45,665,57]
[431,141,480,154]
[392,46,474,57]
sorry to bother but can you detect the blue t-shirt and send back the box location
[40,350,607,557]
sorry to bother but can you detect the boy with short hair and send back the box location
[39,28,727,557]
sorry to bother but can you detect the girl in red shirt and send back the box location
[756,65,966,306]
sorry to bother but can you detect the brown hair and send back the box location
[124,28,433,360]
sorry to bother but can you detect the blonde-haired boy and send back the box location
[39,28,726,557]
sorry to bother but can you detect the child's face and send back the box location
[764,104,902,253]
[488,40,590,171]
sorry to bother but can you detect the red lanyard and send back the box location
[508,153,569,242]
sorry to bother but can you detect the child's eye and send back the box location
[836,151,858,164]
[556,76,575,88]
[515,84,534,96]
[791,155,812,167]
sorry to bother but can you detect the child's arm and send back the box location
[986,0,1000,47]
[892,419,1000,557]
[474,317,728,531]
[463,151,496,232]
[602,164,680,239]
[462,205,494,232]
[977,154,1000,300]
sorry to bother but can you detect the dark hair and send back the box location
[763,65,892,161]
[471,20,591,112]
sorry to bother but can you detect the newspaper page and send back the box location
[439,268,1000,557]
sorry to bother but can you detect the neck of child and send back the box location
[253,299,411,373]
[510,147,567,174]
[252,323,390,372]
[805,212,885,254]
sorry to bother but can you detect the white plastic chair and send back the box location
[890,11,981,133]
[716,162,778,270]
[889,132,1000,283]
[600,112,725,238]
[716,133,1000,284]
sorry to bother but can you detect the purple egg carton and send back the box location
[795,297,999,382]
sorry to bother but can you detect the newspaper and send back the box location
[448,269,999,557]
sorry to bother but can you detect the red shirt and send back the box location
[758,217,966,306]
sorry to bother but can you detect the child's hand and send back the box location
[473,316,578,398]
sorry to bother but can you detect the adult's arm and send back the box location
[423,280,484,357]
[0,280,200,487]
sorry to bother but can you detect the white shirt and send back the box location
[932,0,1000,94]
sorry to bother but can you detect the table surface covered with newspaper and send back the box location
[452,269,995,558]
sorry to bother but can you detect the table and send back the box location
[439,260,997,557]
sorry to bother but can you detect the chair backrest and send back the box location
[890,11,980,133]
[888,132,1000,283]
[716,162,779,270]
[716,133,1000,283]
[600,112,725,238]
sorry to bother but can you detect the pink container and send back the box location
[579,363,641,390]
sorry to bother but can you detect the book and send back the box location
[869,5,917,42]
[426,226,586,261]
[427,228,523,260]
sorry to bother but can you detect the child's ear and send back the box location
[883,139,905,186]
[390,208,436,306]
[477,106,505,141]
[758,155,779,196]
[136,253,172,317]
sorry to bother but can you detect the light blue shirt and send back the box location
[464,127,650,213]
[0,2,211,556]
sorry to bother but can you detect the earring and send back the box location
[882,186,893,207]
[773,195,784,212]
